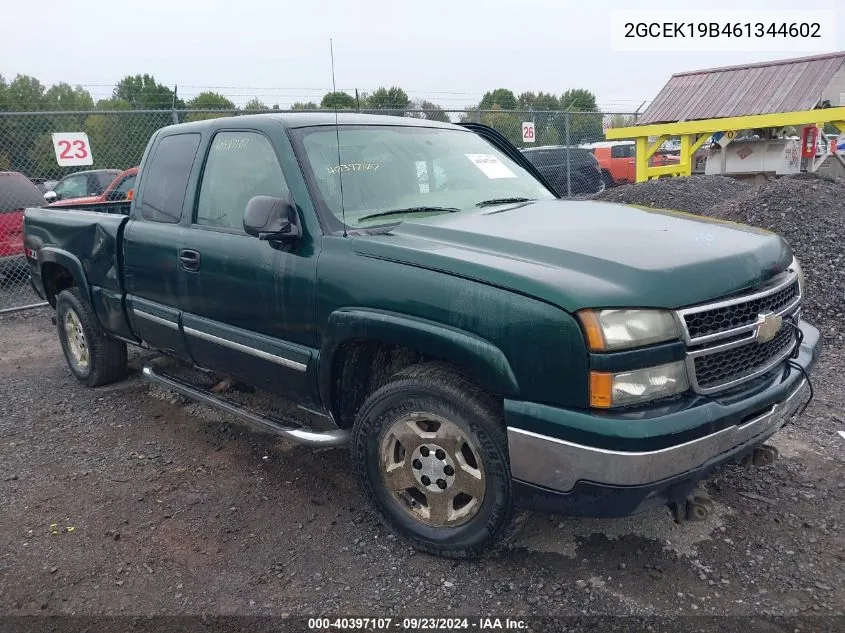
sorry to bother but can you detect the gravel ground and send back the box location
[1,308,843,619]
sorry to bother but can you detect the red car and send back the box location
[0,172,46,279]
[47,167,138,208]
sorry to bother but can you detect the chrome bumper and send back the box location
[508,378,809,492]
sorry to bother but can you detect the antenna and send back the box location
[330,39,347,237]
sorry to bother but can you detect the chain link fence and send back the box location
[0,107,648,312]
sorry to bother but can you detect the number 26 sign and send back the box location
[52,132,94,166]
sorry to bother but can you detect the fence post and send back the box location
[565,112,572,197]
[475,109,481,123]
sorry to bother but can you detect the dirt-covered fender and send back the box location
[318,308,520,411]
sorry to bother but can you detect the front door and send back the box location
[179,130,319,401]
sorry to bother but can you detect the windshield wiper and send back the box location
[357,206,461,223]
[475,197,535,208]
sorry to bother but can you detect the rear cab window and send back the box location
[138,134,202,223]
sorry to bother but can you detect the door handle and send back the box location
[179,249,201,271]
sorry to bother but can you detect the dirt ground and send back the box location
[1,308,844,619]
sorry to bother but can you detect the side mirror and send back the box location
[243,195,301,242]
[43,191,57,203]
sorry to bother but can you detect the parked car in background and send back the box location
[33,179,58,195]
[520,145,604,196]
[0,171,46,280]
[580,141,680,188]
[43,169,121,204]
[47,167,138,208]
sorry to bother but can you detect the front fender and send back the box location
[318,308,520,409]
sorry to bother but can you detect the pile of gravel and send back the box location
[596,174,751,212]
[596,173,845,343]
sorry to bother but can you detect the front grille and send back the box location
[684,280,799,339]
[693,325,796,391]
[677,270,802,394]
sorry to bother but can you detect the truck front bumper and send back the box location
[506,320,820,517]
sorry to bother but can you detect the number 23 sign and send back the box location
[52,132,94,166]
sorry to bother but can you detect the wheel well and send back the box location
[330,340,427,429]
[41,263,75,306]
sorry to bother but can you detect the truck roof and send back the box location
[164,112,460,133]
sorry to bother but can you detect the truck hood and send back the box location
[351,199,793,312]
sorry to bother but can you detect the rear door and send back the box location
[123,133,202,359]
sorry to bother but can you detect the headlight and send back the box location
[590,361,690,408]
[577,309,680,351]
[789,256,806,298]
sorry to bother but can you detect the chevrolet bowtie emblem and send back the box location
[755,312,783,343]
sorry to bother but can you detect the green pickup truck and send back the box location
[24,113,819,558]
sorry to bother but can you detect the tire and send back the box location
[351,362,516,558]
[601,170,616,189]
[55,287,127,387]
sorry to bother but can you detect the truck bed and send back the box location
[24,204,133,338]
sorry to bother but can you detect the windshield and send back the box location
[297,125,554,228]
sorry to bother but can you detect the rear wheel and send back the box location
[351,363,515,558]
[56,288,127,387]
[601,170,616,189]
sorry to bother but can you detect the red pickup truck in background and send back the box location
[581,141,680,187]
[46,167,138,208]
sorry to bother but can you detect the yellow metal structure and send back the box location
[606,107,845,183]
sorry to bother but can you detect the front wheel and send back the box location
[56,287,127,387]
[351,363,516,558]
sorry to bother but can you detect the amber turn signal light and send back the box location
[589,371,613,408]
[577,310,606,352]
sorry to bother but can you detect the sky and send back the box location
[2,0,843,112]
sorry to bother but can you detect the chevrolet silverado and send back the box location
[23,113,819,557]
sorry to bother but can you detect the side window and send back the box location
[116,174,136,195]
[140,134,201,223]
[195,131,288,231]
[611,144,634,158]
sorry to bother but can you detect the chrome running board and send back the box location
[142,365,349,447]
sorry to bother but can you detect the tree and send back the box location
[366,86,410,116]
[44,83,95,111]
[183,92,236,122]
[410,100,450,123]
[517,91,559,111]
[112,74,181,110]
[558,88,602,144]
[609,113,636,128]
[4,75,46,111]
[291,101,319,110]
[479,88,517,111]
[245,97,270,111]
[186,91,236,110]
[560,88,598,111]
[321,91,356,109]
